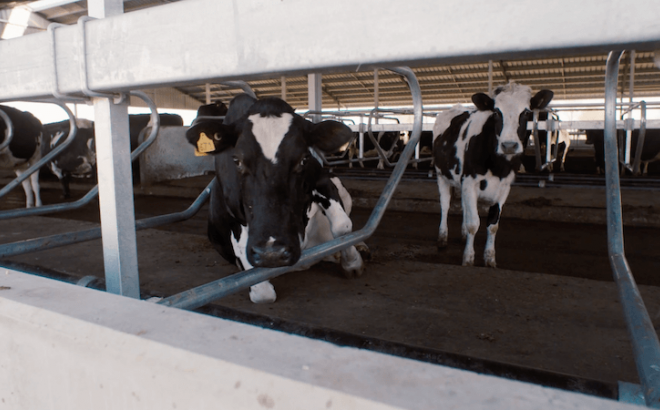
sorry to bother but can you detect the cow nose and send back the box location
[251,245,294,267]
[501,141,519,154]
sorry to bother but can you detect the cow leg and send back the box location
[484,184,511,268]
[30,170,42,207]
[313,177,365,278]
[15,170,35,208]
[461,180,480,266]
[435,170,452,249]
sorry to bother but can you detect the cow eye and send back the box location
[213,133,221,141]
[295,155,309,172]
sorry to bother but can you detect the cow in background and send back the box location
[0,105,44,208]
[584,128,660,175]
[195,101,228,119]
[347,131,404,169]
[185,94,367,304]
[41,113,184,195]
[524,110,571,173]
[433,83,553,267]
[42,119,96,198]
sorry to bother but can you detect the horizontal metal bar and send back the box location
[0,0,659,101]
[158,66,423,310]
[0,181,212,258]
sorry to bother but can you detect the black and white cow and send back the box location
[584,128,660,175]
[0,105,44,208]
[42,119,96,198]
[42,113,184,195]
[195,101,228,119]
[186,94,367,303]
[433,83,553,267]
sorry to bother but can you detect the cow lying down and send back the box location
[186,94,368,303]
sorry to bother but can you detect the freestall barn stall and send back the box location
[0,0,660,408]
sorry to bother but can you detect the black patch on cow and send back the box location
[462,114,517,180]
[480,180,488,191]
[487,204,501,226]
[0,105,42,160]
[434,111,470,180]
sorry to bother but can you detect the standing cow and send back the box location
[433,83,553,267]
[584,128,660,175]
[0,105,44,208]
[185,94,367,303]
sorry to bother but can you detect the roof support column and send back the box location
[308,73,321,123]
[374,69,379,124]
[90,0,140,299]
[281,76,287,101]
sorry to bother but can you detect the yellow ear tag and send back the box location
[195,132,215,156]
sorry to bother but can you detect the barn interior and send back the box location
[0,1,659,409]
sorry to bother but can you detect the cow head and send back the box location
[472,83,553,158]
[186,95,353,268]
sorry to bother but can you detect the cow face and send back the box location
[186,96,353,268]
[472,84,553,158]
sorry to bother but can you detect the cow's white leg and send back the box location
[15,170,34,208]
[29,170,41,207]
[461,180,480,266]
[436,170,452,249]
[231,224,277,304]
[316,179,365,278]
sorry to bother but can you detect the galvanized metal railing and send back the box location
[0,91,160,220]
[604,50,660,409]
[0,107,14,152]
[0,101,78,201]
[157,66,422,310]
[0,181,211,258]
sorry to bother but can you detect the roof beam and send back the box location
[1,0,659,102]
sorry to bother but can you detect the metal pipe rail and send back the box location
[0,108,14,152]
[0,91,160,220]
[0,101,78,201]
[157,66,423,311]
[604,51,660,408]
[0,180,212,258]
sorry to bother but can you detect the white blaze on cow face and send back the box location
[494,84,532,157]
[248,113,293,164]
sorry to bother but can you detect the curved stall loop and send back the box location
[0,108,14,152]
[604,51,660,409]
[193,81,257,125]
[0,91,161,220]
[158,66,423,311]
[0,101,78,201]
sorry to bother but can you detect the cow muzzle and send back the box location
[250,244,295,267]
[500,141,520,155]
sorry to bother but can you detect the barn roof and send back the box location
[1,0,659,109]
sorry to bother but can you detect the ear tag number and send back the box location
[195,132,215,156]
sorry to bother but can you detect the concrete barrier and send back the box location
[0,268,637,409]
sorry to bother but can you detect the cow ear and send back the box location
[472,93,494,111]
[305,119,354,154]
[531,89,554,110]
[185,121,238,156]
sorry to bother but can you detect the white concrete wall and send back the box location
[0,268,637,409]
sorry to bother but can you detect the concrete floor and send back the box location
[0,175,659,401]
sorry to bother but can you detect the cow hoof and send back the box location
[249,281,277,304]
[341,250,365,279]
[484,250,497,268]
[356,242,371,261]
[437,237,448,250]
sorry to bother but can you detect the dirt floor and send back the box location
[1,175,659,400]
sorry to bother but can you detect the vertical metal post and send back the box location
[89,0,140,299]
[605,51,660,408]
[308,73,322,123]
[205,83,211,105]
[281,76,287,101]
[374,69,379,124]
